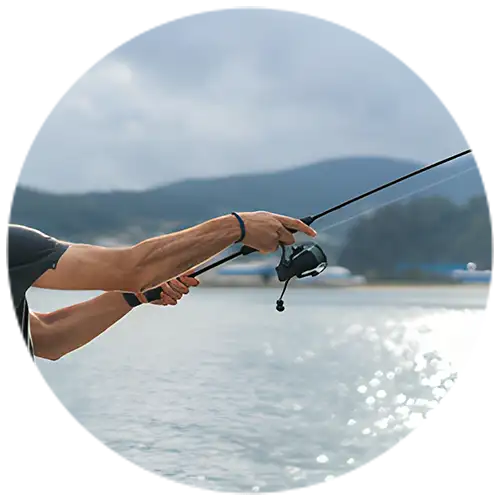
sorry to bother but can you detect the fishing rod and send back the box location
[317,163,477,234]
[143,148,473,309]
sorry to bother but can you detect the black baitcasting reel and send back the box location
[275,242,328,312]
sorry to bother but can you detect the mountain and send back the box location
[10,154,485,243]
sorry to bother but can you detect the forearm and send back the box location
[32,292,132,360]
[129,214,240,292]
[34,214,241,293]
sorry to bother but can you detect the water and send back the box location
[31,286,488,493]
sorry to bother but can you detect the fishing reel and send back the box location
[275,242,328,312]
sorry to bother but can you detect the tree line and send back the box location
[337,195,492,280]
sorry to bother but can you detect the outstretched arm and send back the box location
[32,212,315,294]
[31,276,198,360]
[31,292,132,360]
[33,214,240,293]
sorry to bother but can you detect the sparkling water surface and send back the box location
[31,286,488,493]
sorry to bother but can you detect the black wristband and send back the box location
[231,212,246,243]
[122,292,142,308]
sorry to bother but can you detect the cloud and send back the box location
[19,8,468,193]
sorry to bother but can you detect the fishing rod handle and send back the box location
[142,216,314,302]
[142,248,247,302]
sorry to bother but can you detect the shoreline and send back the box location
[352,282,490,290]
[196,282,490,289]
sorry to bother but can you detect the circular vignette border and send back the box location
[0,0,499,500]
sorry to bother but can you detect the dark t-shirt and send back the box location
[8,224,69,356]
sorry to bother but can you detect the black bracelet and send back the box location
[122,292,142,308]
[231,212,246,243]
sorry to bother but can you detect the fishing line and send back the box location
[315,165,477,234]
[143,149,474,307]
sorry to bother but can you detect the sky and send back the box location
[19,8,468,193]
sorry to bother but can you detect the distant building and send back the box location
[450,269,491,284]
[395,262,491,283]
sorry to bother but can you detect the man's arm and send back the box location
[31,292,132,360]
[30,276,197,360]
[33,212,316,293]
[33,214,240,293]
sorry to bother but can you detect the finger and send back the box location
[161,292,177,306]
[182,265,200,278]
[178,275,200,287]
[151,297,175,306]
[260,239,280,254]
[150,290,177,305]
[136,292,148,304]
[169,279,189,294]
[277,226,295,246]
[274,215,317,237]
[161,282,183,300]
[149,291,173,306]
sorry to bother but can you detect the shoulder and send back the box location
[8,224,71,300]
[9,226,131,292]
[8,224,69,268]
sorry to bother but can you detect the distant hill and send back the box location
[10,154,484,244]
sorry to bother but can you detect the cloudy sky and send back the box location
[20,8,468,193]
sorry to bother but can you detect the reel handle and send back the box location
[142,216,314,303]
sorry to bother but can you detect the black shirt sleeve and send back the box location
[8,224,69,307]
[0,219,7,296]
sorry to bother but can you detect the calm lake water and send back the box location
[31,286,489,493]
